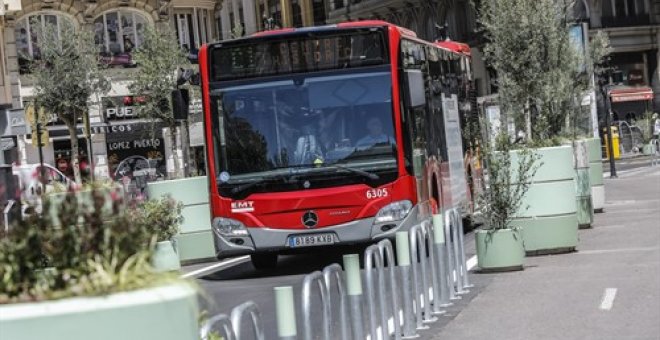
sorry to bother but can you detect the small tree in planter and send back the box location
[476,133,540,271]
[478,0,610,254]
[134,196,184,271]
[0,187,199,340]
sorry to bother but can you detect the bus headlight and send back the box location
[212,217,249,237]
[375,200,412,223]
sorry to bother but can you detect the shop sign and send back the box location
[91,124,136,134]
[107,135,166,181]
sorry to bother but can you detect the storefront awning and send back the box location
[609,87,654,103]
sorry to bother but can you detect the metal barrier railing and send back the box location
[200,313,235,340]
[301,271,331,340]
[231,301,265,340]
[201,207,472,340]
[378,239,402,340]
[323,264,350,340]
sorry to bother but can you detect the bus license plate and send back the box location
[288,234,335,248]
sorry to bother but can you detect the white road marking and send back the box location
[578,246,659,255]
[599,288,617,310]
[181,256,250,279]
[466,255,477,270]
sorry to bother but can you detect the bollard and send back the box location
[200,313,235,340]
[274,286,297,340]
[454,210,473,289]
[230,301,265,340]
[409,224,437,326]
[343,254,365,340]
[301,271,331,340]
[443,212,460,300]
[395,232,418,338]
[575,140,594,229]
[323,264,350,340]
[365,244,388,340]
[378,239,402,340]
[432,213,452,308]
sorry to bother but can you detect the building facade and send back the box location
[581,0,659,121]
[0,0,221,180]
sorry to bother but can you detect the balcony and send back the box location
[601,15,651,28]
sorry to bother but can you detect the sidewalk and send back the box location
[431,166,660,340]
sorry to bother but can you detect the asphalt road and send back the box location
[191,163,659,340]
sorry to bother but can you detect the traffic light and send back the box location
[26,105,49,147]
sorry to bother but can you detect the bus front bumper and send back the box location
[212,206,421,259]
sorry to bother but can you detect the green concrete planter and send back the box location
[586,138,605,212]
[509,145,578,255]
[0,283,199,340]
[152,240,181,272]
[475,228,524,272]
[642,143,655,155]
[147,177,215,263]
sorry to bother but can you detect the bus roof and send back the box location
[435,40,471,56]
[250,20,418,38]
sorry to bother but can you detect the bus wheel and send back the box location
[250,253,278,270]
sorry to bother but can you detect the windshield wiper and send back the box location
[324,164,379,180]
[229,173,292,194]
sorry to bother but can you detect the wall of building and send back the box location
[1,0,220,180]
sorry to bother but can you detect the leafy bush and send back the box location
[136,196,183,242]
[0,186,179,304]
[478,133,542,231]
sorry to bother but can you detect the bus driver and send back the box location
[356,117,395,150]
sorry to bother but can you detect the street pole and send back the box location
[603,84,617,178]
[36,122,46,187]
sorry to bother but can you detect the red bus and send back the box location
[199,20,477,269]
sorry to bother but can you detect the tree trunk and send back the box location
[169,124,180,179]
[66,122,82,185]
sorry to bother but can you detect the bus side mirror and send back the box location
[405,69,426,108]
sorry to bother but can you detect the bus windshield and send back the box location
[210,68,398,197]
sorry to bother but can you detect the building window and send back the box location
[94,10,149,67]
[174,8,213,61]
[15,13,74,74]
[601,0,650,26]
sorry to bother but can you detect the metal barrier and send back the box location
[409,223,437,327]
[301,271,331,340]
[395,231,418,338]
[200,313,235,340]
[201,208,474,340]
[378,239,402,340]
[445,208,472,294]
[231,301,265,340]
[343,254,366,340]
[202,301,265,340]
[323,264,350,340]
[365,244,388,340]
[425,218,450,314]
[651,139,659,167]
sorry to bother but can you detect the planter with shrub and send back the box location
[0,187,198,340]
[476,134,539,271]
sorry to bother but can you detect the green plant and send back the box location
[0,186,178,304]
[129,26,190,179]
[136,196,183,242]
[478,0,610,144]
[478,133,541,231]
[636,111,656,143]
[30,23,110,184]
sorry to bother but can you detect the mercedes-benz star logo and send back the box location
[302,211,318,229]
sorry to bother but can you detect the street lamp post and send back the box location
[602,81,617,178]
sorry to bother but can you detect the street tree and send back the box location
[129,26,190,179]
[479,0,610,142]
[31,23,110,184]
